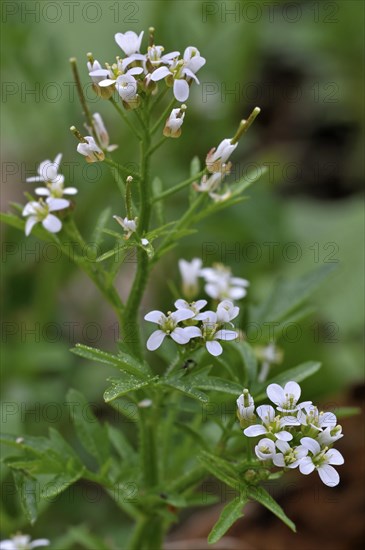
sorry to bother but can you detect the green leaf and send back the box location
[12,470,38,524]
[230,341,258,386]
[161,378,208,403]
[247,485,296,532]
[70,344,150,377]
[103,375,158,402]
[198,451,239,489]
[91,207,112,247]
[250,264,337,324]
[175,422,208,450]
[107,424,136,462]
[41,471,83,499]
[208,497,246,544]
[66,389,109,466]
[194,376,243,395]
[253,361,321,400]
[96,242,132,263]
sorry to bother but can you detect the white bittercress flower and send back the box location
[195,307,238,356]
[115,30,144,57]
[144,309,200,351]
[0,534,49,550]
[299,437,344,487]
[179,257,202,300]
[200,263,249,301]
[77,136,105,163]
[150,46,205,102]
[273,440,308,469]
[113,215,137,239]
[147,45,179,67]
[255,437,277,461]
[22,198,69,236]
[163,105,186,138]
[26,154,64,185]
[206,138,238,173]
[298,405,337,432]
[266,381,312,414]
[244,404,298,441]
[174,299,207,317]
[237,389,255,425]
[316,425,343,446]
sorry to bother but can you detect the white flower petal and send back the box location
[47,198,69,211]
[29,540,50,549]
[63,187,78,195]
[243,424,267,437]
[273,453,285,467]
[147,330,166,351]
[194,299,207,310]
[26,176,44,183]
[206,340,222,356]
[183,326,202,339]
[266,383,285,406]
[318,464,340,487]
[275,440,290,453]
[35,187,50,196]
[215,329,237,341]
[326,448,344,465]
[25,216,38,236]
[284,381,301,401]
[170,327,190,345]
[150,66,171,81]
[42,214,62,233]
[98,79,116,87]
[299,457,315,475]
[173,79,189,102]
[175,299,189,309]
[275,430,293,441]
[170,309,194,323]
[256,404,275,423]
[300,436,321,455]
[144,310,164,324]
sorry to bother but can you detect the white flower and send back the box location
[115,73,139,102]
[244,404,298,441]
[90,113,118,152]
[206,138,237,173]
[237,389,255,424]
[22,198,69,236]
[26,153,64,185]
[298,405,337,432]
[266,381,311,414]
[316,425,343,446]
[0,534,49,550]
[163,106,186,138]
[147,45,179,67]
[113,215,137,239]
[255,437,277,461]
[88,59,104,85]
[77,136,105,163]
[179,257,202,299]
[299,437,344,487]
[216,299,239,323]
[144,309,200,351]
[115,30,144,56]
[196,310,238,356]
[200,264,249,301]
[150,46,205,102]
[193,171,225,194]
[273,440,308,469]
[141,238,149,246]
[96,66,143,104]
[175,299,207,317]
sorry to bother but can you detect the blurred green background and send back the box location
[1,0,364,546]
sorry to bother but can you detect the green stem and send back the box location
[148,136,167,156]
[109,97,142,140]
[152,168,206,203]
[104,157,140,180]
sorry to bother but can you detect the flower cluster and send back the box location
[179,258,249,302]
[145,298,239,356]
[237,381,344,487]
[194,137,237,201]
[0,534,49,550]
[23,154,75,236]
[88,29,205,111]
